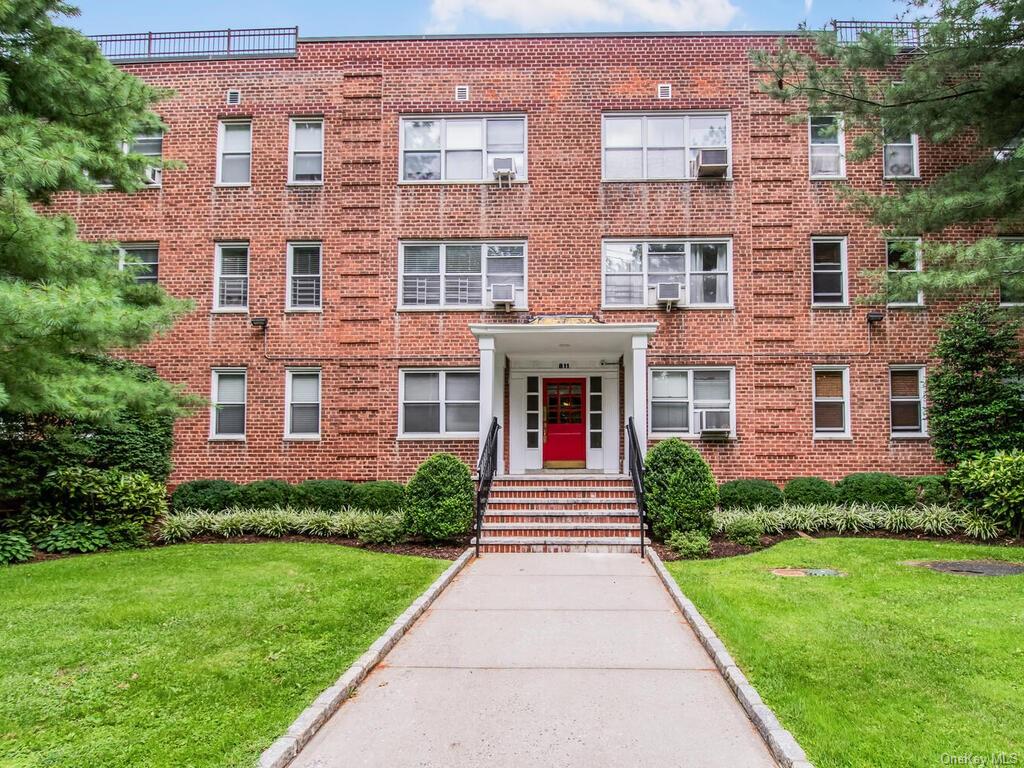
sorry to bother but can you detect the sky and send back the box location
[70,0,906,38]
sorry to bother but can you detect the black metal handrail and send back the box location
[475,417,500,557]
[91,27,299,61]
[626,417,647,559]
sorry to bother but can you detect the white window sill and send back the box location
[890,433,930,440]
[285,435,321,441]
[287,181,324,187]
[397,433,478,441]
[397,306,529,312]
[398,179,529,186]
[209,436,246,442]
[601,177,733,183]
[285,307,323,314]
[811,303,851,309]
[601,304,734,311]
[214,183,252,188]
[211,308,249,314]
[814,433,852,441]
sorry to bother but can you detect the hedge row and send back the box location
[717,473,949,510]
[171,478,406,512]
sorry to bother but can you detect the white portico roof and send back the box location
[468,320,658,354]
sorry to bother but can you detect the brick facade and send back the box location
[53,31,988,486]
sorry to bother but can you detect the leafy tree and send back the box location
[0,0,192,422]
[753,0,1024,299]
[928,304,1024,462]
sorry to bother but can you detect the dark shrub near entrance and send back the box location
[718,479,783,510]
[405,453,474,541]
[836,473,912,507]
[783,477,838,505]
[644,438,718,539]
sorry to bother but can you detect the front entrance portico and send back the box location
[470,320,658,475]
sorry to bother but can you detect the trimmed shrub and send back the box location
[783,477,838,505]
[949,450,1024,537]
[351,481,406,512]
[0,532,33,566]
[724,516,764,547]
[666,530,711,559]
[718,479,783,510]
[835,472,912,507]
[290,480,355,511]
[236,479,292,508]
[405,454,474,541]
[355,512,406,544]
[644,439,718,539]
[36,522,111,553]
[171,479,240,511]
[909,475,949,505]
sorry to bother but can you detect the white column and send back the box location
[630,334,648,459]
[478,335,496,459]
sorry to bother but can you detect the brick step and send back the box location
[474,536,647,554]
[484,513,639,524]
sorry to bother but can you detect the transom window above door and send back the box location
[603,239,731,308]
[400,116,527,182]
[602,113,730,180]
[399,241,527,310]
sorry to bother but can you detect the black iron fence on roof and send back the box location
[90,27,299,61]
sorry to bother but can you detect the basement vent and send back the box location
[454,84,470,101]
[226,89,242,105]
[657,83,672,99]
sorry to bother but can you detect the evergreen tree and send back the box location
[927,304,1024,463]
[753,0,1024,300]
[0,0,192,422]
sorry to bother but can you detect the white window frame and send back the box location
[216,119,252,186]
[288,117,324,185]
[886,237,924,307]
[808,115,846,180]
[648,367,736,440]
[810,237,849,306]
[889,365,928,438]
[213,242,249,312]
[398,115,528,183]
[998,237,1024,306]
[601,239,733,310]
[286,241,322,312]
[210,368,246,440]
[285,368,322,440]
[600,112,732,181]
[398,368,480,439]
[883,133,920,179]
[812,366,851,439]
[398,241,528,311]
[118,243,159,284]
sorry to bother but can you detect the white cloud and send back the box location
[427,0,739,33]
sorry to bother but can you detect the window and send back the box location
[214,243,249,311]
[890,366,927,436]
[649,368,734,437]
[399,241,526,309]
[128,133,163,185]
[287,242,322,310]
[217,120,252,185]
[400,370,480,437]
[286,369,321,438]
[400,116,526,181]
[119,244,159,284]
[886,238,923,306]
[603,240,731,308]
[809,115,845,178]
[811,238,847,305]
[211,369,246,439]
[883,133,919,178]
[289,118,323,183]
[602,113,730,180]
[812,367,850,438]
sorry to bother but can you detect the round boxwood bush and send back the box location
[644,438,718,540]
[236,479,292,508]
[718,479,783,510]
[909,475,949,505]
[351,481,406,512]
[290,480,355,510]
[405,453,474,541]
[835,472,913,507]
[170,479,240,511]
[783,476,838,505]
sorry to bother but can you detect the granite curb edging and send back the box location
[258,547,476,768]
[647,550,815,768]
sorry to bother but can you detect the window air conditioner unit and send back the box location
[698,409,731,438]
[144,166,162,185]
[655,282,682,310]
[492,157,516,187]
[490,283,516,310]
[696,148,729,178]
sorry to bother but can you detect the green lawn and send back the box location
[668,538,1024,768]
[0,543,449,768]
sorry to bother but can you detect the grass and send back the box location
[0,543,449,768]
[667,538,1024,768]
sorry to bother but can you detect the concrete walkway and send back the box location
[291,554,777,768]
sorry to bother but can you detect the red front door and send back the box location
[543,378,586,468]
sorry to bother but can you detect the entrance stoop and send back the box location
[473,475,650,553]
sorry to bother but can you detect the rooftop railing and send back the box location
[831,20,931,50]
[90,27,298,61]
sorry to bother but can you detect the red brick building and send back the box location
[57,26,995,487]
